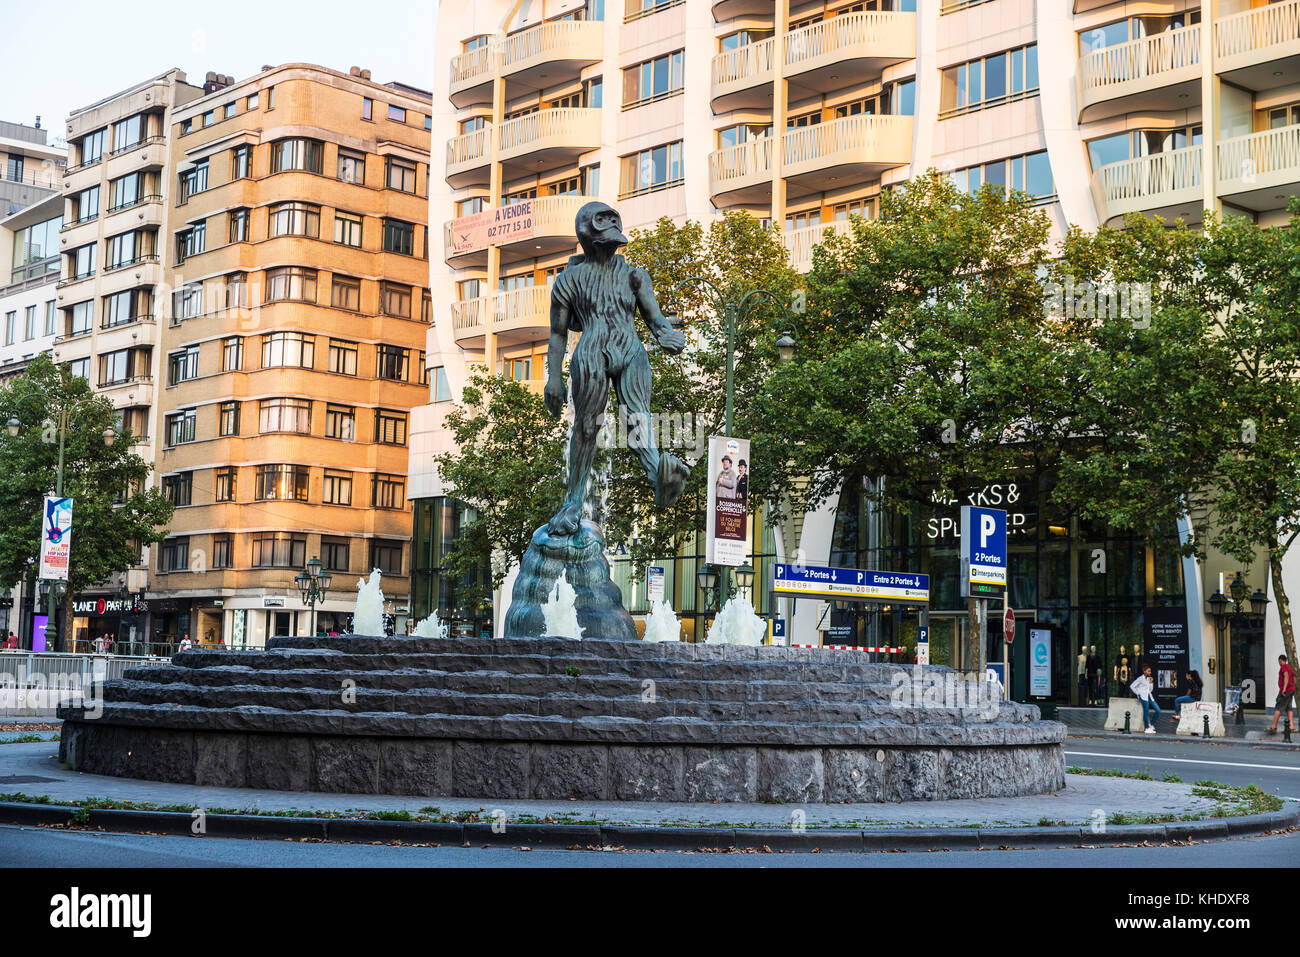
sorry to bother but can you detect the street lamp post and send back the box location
[294,556,331,637]
[5,392,116,653]
[668,277,795,613]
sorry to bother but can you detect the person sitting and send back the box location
[1171,669,1203,722]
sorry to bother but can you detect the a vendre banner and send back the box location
[705,435,750,567]
[448,201,535,254]
[39,495,72,581]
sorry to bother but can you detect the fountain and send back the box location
[704,595,766,646]
[540,570,584,640]
[642,599,681,643]
[57,202,1066,804]
[410,611,448,640]
[352,569,385,638]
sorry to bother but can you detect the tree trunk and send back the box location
[1270,547,1297,677]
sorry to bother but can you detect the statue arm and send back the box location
[631,267,685,354]
[543,295,569,418]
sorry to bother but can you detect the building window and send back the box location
[225,273,249,309]
[79,128,106,165]
[381,218,414,255]
[67,301,93,335]
[268,201,320,238]
[375,409,407,446]
[259,397,311,434]
[261,331,315,368]
[173,282,203,321]
[388,104,406,123]
[625,0,682,21]
[421,291,432,324]
[337,148,366,184]
[167,346,200,385]
[362,98,373,121]
[68,243,96,279]
[165,409,197,446]
[377,345,408,381]
[334,211,363,248]
[72,185,100,222]
[102,290,143,328]
[213,468,236,504]
[328,339,358,376]
[332,275,361,311]
[251,533,307,569]
[159,537,190,573]
[372,474,406,510]
[270,137,323,174]
[162,472,193,506]
[370,538,403,572]
[432,367,452,403]
[948,150,1056,205]
[99,348,137,386]
[254,465,310,502]
[105,230,145,269]
[623,51,684,109]
[3,312,14,346]
[212,532,233,568]
[386,157,417,193]
[380,282,411,317]
[108,173,140,211]
[321,537,350,570]
[620,142,682,199]
[113,114,143,152]
[179,161,209,202]
[940,45,1039,118]
[229,208,249,243]
[219,401,240,436]
[323,470,353,505]
[264,266,318,303]
[325,405,356,441]
[232,145,252,179]
[176,223,206,263]
[44,300,56,336]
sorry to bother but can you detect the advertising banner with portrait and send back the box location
[705,435,750,567]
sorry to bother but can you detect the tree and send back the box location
[750,173,1063,665]
[431,371,567,603]
[0,355,174,650]
[1055,205,1300,670]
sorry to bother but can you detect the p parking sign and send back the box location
[960,505,1007,598]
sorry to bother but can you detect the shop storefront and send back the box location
[70,594,148,655]
[411,496,493,638]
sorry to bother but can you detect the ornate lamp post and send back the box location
[294,556,331,636]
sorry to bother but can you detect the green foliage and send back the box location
[0,355,172,638]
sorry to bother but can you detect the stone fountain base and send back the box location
[59,636,1066,803]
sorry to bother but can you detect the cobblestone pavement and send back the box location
[0,741,1221,828]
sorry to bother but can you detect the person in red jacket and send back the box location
[1267,654,1297,735]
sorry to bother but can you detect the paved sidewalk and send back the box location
[0,741,1220,829]
[1068,728,1300,751]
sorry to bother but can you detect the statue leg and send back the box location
[548,348,607,536]
[615,348,690,509]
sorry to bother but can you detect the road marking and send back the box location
[1065,750,1300,772]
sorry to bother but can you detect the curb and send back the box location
[3,800,1296,851]
[1066,729,1300,751]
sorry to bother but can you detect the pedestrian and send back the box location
[1130,663,1161,733]
[1171,669,1203,723]
[1266,654,1297,735]
[178,632,193,653]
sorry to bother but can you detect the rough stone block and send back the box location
[452,741,530,799]
[885,749,939,802]
[194,731,248,788]
[609,745,684,801]
[378,739,453,796]
[824,748,885,803]
[684,746,757,802]
[313,736,379,792]
[757,748,825,803]
[246,734,312,791]
[528,744,609,800]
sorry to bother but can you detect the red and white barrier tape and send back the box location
[793,644,905,653]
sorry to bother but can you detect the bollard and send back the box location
[1286,724,1293,744]
[1236,705,1245,725]
[1203,714,1211,738]
[1124,710,1131,734]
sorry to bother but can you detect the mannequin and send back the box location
[1115,644,1132,697]
[1087,644,1102,705]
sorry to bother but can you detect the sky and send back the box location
[0,0,438,142]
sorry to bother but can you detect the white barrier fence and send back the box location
[0,651,169,716]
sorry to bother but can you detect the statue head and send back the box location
[575,201,627,259]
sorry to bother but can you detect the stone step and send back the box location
[101,677,1039,726]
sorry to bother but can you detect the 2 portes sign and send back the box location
[960,505,1007,599]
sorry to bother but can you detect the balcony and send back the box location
[1090,145,1203,226]
[452,286,551,349]
[99,316,158,348]
[711,38,775,113]
[1216,0,1300,91]
[1077,25,1201,123]
[783,114,913,197]
[449,19,605,108]
[781,222,838,273]
[783,11,916,97]
[498,108,601,178]
[451,297,488,348]
[708,137,774,207]
[443,195,588,268]
[712,0,773,17]
[501,19,604,97]
[446,125,492,189]
[1217,125,1300,212]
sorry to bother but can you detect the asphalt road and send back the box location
[2,822,1299,867]
[1065,734,1300,799]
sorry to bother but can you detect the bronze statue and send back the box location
[542,201,691,535]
